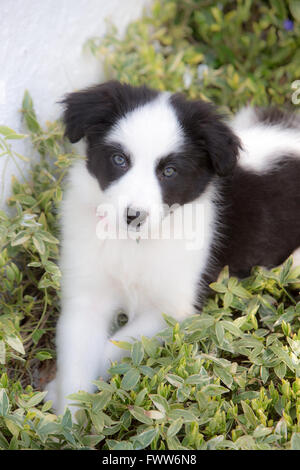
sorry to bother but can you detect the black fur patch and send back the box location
[155,147,213,207]
[62,81,159,143]
[170,93,241,177]
[87,141,132,191]
[153,92,242,207]
[201,155,300,302]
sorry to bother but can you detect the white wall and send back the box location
[0,0,149,205]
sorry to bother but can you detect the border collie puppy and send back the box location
[46,81,300,414]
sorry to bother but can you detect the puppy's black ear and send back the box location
[61,81,124,143]
[202,116,241,176]
[62,90,89,143]
[62,80,159,144]
[171,94,241,176]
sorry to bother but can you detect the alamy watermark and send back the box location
[95,201,210,251]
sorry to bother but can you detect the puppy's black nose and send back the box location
[125,207,148,227]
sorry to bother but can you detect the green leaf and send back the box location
[32,329,45,345]
[108,363,131,375]
[224,291,234,308]
[38,230,59,244]
[41,401,53,413]
[92,390,112,412]
[0,431,9,449]
[141,336,159,357]
[150,394,170,414]
[289,0,300,21]
[110,340,132,351]
[32,234,46,255]
[213,365,233,388]
[11,231,31,246]
[121,368,140,390]
[167,409,197,422]
[274,362,286,379]
[279,257,293,285]
[253,425,273,438]
[166,374,185,387]
[201,384,229,396]
[131,341,144,366]
[260,366,269,384]
[221,321,243,337]
[241,401,259,428]
[6,335,25,355]
[210,282,227,293]
[131,428,158,450]
[35,351,52,361]
[107,440,134,450]
[291,432,300,450]
[185,374,206,385]
[139,365,155,378]
[215,322,224,344]
[128,405,153,425]
[167,418,183,437]
[81,434,104,447]
[25,391,48,408]
[135,388,148,406]
[0,126,26,140]
[59,408,71,431]
[0,389,10,416]
[93,380,115,392]
[22,91,42,134]
[0,341,6,364]
[231,284,252,299]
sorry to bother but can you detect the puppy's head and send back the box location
[62,81,240,234]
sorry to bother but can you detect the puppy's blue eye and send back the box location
[112,154,127,167]
[163,166,176,177]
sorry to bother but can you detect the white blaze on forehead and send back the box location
[105,93,184,161]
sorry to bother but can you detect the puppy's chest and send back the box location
[100,238,202,317]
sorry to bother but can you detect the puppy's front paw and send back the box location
[44,378,69,416]
[44,378,60,412]
[44,378,81,419]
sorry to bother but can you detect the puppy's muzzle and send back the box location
[125,207,149,229]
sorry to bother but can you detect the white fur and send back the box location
[46,96,217,414]
[232,107,300,172]
[292,247,300,267]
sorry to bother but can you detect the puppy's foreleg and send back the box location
[101,311,167,379]
[46,294,116,415]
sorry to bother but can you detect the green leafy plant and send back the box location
[1,0,300,450]
[87,0,300,111]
